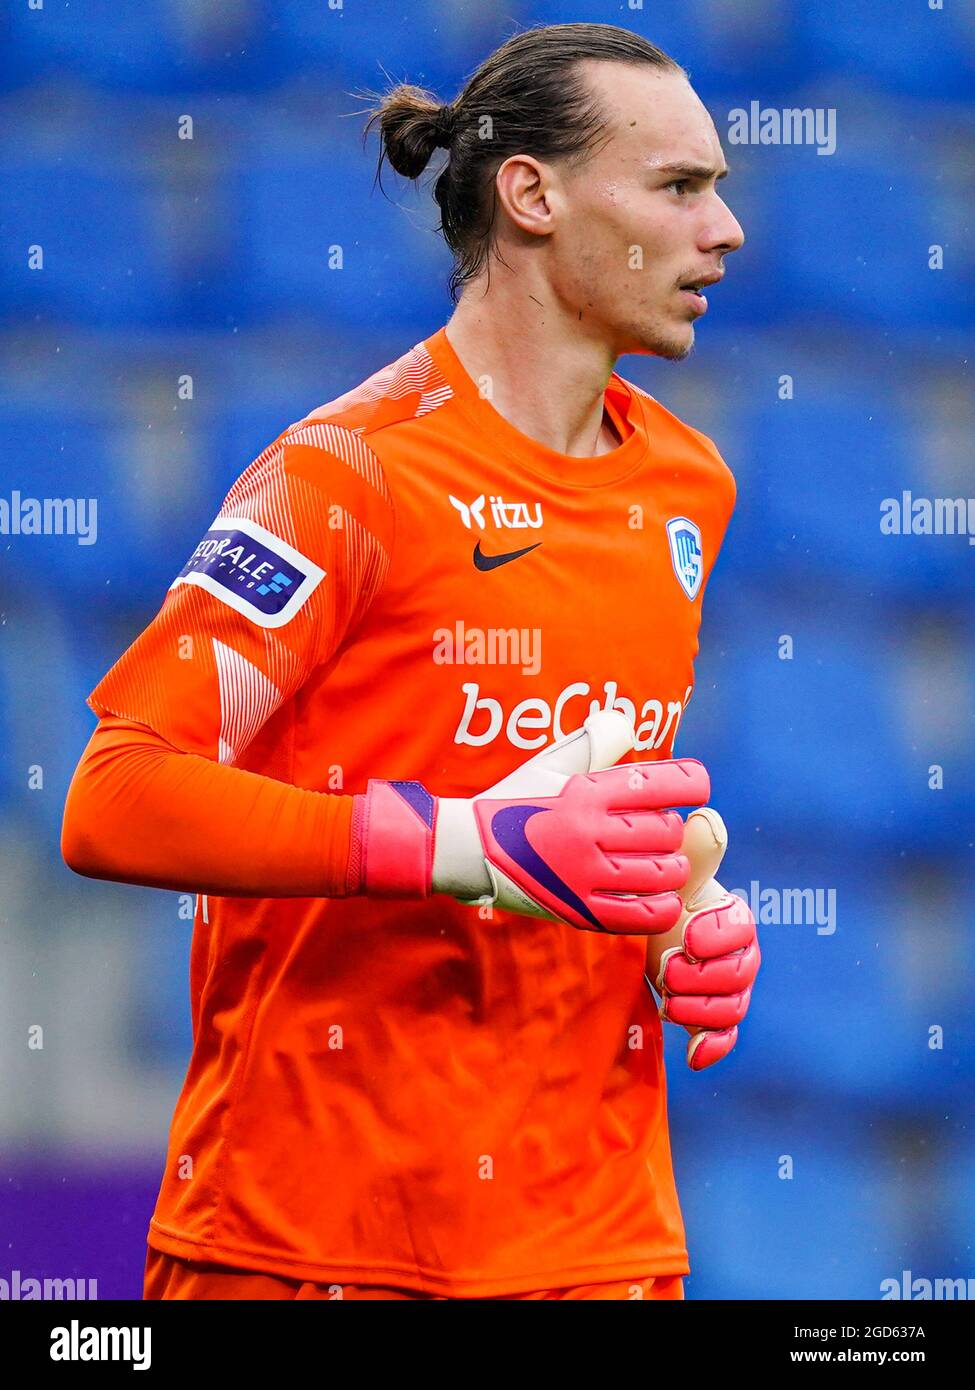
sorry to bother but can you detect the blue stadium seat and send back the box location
[8,0,286,94]
[0,409,205,601]
[272,0,500,93]
[735,394,972,596]
[798,0,975,100]
[0,595,98,842]
[772,159,970,329]
[235,132,450,330]
[671,1101,904,1298]
[0,161,162,325]
[687,587,974,850]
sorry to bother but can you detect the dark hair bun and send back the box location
[372,85,450,179]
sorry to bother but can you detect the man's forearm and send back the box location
[61,715,354,898]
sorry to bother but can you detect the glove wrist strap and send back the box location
[351,780,437,897]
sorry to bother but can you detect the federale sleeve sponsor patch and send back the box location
[171,516,326,628]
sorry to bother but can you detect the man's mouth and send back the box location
[678,273,723,315]
[679,273,723,296]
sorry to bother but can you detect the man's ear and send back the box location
[495,155,557,239]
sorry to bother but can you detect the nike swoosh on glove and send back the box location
[348,710,711,935]
[645,808,761,1068]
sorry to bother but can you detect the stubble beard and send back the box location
[636,318,696,361]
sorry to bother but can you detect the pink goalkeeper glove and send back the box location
[645,808,761,1068]
[348,710,711,936]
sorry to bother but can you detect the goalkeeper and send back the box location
[62,22,758,1301]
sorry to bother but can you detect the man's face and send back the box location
[548,63,744,359]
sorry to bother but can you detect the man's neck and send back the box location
[445,288,624,457]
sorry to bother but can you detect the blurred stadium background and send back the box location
[1,0,973,1299]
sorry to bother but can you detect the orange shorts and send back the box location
[144,1247,684,1301]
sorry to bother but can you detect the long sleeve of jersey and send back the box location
[62,714,355,896]
[62,423,395,898]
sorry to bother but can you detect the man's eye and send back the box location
[668,179,690,195]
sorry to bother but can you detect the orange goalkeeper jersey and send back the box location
[88,326,736,1296]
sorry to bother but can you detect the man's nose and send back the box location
[704,198,745,255]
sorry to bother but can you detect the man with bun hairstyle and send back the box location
[63,22,757,1301]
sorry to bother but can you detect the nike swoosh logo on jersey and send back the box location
[472,541,541,571]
